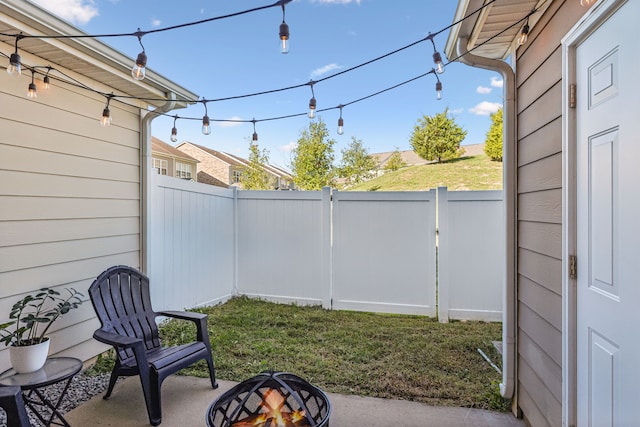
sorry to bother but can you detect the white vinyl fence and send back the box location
[149,175,504,322]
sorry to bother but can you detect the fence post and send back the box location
[321,187,332,309]
[437,186,449,323]
[232,186,239,297]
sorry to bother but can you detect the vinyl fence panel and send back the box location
[149,174,235,311]
[331,190,437,316]
[437,187,504,322]
[236,188,331,307]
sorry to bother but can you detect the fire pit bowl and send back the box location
[206,371,331,427]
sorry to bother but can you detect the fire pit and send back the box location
[206,371,331,427]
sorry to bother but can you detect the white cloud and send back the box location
[490,76,503,88]
[476,86,492,94]
[469,101,502,116]
[218,117,243,128]
[280,141,297,153]
[31,0,99,25]
[151,18,161,27]
[448,108,464,115]
[310,63,343,79]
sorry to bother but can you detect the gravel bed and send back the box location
[0,371,111,427]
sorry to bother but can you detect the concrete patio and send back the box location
[64,375,525,427]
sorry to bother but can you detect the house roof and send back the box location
[196,171,229,189]
[178,142,247,168]
[0,0,198,108]
[151,137,199,163]
[371,150,429,168]
[444,0,548,61]
[177,141,293,179]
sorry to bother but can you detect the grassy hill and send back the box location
[348,152,503,191]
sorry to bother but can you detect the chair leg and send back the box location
[104,364,121,399]
[148,370,163,426]
[0,386,30,427]
[205,354,218,389]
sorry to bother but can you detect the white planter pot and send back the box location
[10,338,50,374]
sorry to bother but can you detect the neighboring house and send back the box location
[446,0,635,426]
[151,137,199,181]
[176,141,295,190]
[0,1,197,369]
[372,150,429,169]
[372,144,485,170]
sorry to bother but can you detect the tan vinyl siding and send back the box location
[515,0,586,425]
[0,68,142,369]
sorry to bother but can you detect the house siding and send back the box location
[515,1,586,425]
[0,53,142,368]
[178,143,233,185]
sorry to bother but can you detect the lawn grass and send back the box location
[153,296,510,412]
[349,154,503,191]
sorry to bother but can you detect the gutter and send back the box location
[140,93,179,274]
[456,37,517,399]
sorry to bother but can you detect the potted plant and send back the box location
[0,287,83,373]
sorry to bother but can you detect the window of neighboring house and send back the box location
[232,170,242,183]
[176,162,193,179]
[152,158,168,175]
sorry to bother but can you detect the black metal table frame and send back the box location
[0,357,82,427]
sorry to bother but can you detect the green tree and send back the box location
[240,142,271,190]
[338,137,377,186]
[410,109,467,163]
[384,147,407,171]
[484,107,503,161]
[291,118,336,190]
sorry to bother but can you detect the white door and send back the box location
[576,1,640,425]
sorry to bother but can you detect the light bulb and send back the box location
[252,131,258,142]
[7,53,21,77]
[580,0,593,6]
[101,108,112,127]
[170,127,178,143]
[518,24,529,46]
[337,117,344,135]
[433,52,445,74]
[308,97,316,119]
[43,75,50,89]
[131,51,147,81]
[279,22,290,54]
[27,82,37,98]
[202,115,211,135]
[436,81,443,100]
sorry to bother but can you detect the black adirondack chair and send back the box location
[89,265,218,426]
[0,386,30,427]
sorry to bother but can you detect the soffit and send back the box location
[445,0,548,61]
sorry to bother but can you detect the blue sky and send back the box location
[32,0,503,170]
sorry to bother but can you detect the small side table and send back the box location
[0,357,82,427]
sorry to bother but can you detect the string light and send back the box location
[435,73,443,100]
[279,2,290,54]
[43,66,51,89]
[131,30,147,81]
[517,19,529,46]
[201,101,211,135]
[252,119,258,142]
[7,34,23,77]
[337,105,344,135]
[1,0,535,138]
[428,34,445,74]
[170,115,178,142]
[27,70,37,98]
[308,81,316,119]
[101,95,113,127]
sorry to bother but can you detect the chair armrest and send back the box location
[157,311,209,343]
[93,329,142,348]
[157,310,206,321]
